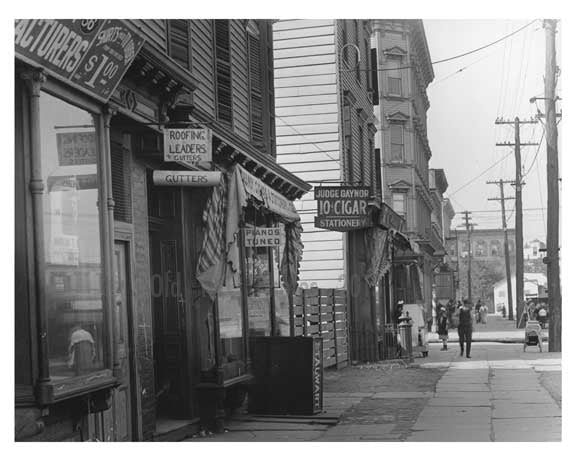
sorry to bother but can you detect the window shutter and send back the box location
[247,33,264,147]
[214,20,233,124]
[111,141,132,223]
[370,48,379,104]
[168,20,190,69]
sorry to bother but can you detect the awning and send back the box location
[196,164,304,297]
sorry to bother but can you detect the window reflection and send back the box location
[40,92,105,380]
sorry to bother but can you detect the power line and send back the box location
[522,129,546,178]
[343,20,538,73]
[447,149,515,198]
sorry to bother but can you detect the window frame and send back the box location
[392,192,407,218]
[17,73,117,405]
[390,123,405,163]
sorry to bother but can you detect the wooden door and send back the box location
[111,241,134,440]
[149,188,188,418]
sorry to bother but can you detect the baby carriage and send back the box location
[524,320,543,352]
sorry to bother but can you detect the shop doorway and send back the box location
[112,240,135,441]
[148,186,190,419]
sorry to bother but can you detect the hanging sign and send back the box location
[245,227,281,247]
[57,132,97,166]
[15,19,144,103]
[163,128,212,166]
[152,170,221,187]
[314,186,372,231]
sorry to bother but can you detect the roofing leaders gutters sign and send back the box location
[314,186,372,231]
[15,19,144,102]
[163,128,212,167]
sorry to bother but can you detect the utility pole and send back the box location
[487,179,515,320]
[458,211,474,301]
[544,19,561,352]
[495,117,539,326]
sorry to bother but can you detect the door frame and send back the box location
[113,228,142,441]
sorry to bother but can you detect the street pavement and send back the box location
[186,328,561,442]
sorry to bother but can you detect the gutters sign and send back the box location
[152,170,221,187]
[314,186,372,231]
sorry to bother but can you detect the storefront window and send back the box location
[40,92,105,380]
[218,239,246,379]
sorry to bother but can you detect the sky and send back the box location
[423,19,562,242]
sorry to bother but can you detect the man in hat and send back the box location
[458,299,474,358]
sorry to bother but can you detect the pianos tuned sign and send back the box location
[314,186,372,231]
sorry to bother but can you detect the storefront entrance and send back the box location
[148,186,190,419]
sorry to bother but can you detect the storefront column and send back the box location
[95,106,117,375]
[21,69,51,396]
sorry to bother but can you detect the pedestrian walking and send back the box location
[446,299,455,328]
[479,303,488,324]
[475,299,482,323]
[458,299,474,358]
[437,307,449,351]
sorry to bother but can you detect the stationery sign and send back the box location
[15,19,144,103]
[314,186,372,231]
[163,128,212,167]
[152,170,221,187]
[244,227,281,247]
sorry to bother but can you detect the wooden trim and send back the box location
[237,225,251,372]
[20,69,50,391]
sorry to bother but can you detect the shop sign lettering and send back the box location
[314,186,372,231]
[15,19,144,102]
[57,132,97,166]
[152,170,221,187]
[245,227,281,247]
[312,338,322,412]
[163,128,212,166]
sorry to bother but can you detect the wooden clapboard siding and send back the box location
[230,20,250,141]
[128,20,167,53]
[272,20,347,291]
[189,20,216,117]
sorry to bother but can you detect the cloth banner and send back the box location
[196,164,304,296]
[364,227,391,287]
[196,173,228,298]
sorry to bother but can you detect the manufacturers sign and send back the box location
[163,128,212,167]
[244,227,281,247]
[152,170,221,187]
[15,19,144,103]
[314,186,372,231]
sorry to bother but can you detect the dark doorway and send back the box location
[148,185,189,419]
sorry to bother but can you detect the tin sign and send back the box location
[152,170,221,187]
[163,128,212,167]
[15,19,144,103]
[314,186,372,231]
[244,227,281,247]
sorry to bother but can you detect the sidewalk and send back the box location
[186,342,561,442]
[428,314,548,343]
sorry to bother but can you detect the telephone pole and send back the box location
[458,211,474,301]
[496,117,539,326]
[544,19,561,352]
[487,179,515,320]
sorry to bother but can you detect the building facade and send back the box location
[273,19,407,362]
[15,19,310,441]
[371,19,437,318]
[448,228,516,309]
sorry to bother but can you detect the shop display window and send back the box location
[39,92,106,380]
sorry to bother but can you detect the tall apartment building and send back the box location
[273,20,404,362]
[371,19,437,316]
